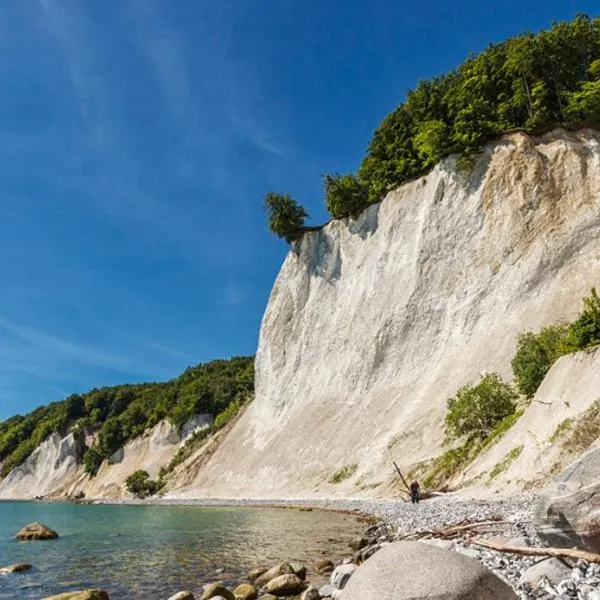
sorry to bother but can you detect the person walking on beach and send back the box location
[410,480,420,504]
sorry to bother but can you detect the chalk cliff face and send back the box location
[0,415,211,499]
[168,129,600,499]
[0,432,85,499]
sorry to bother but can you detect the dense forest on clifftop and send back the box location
[0,356,254,478]
[305,15,600,222]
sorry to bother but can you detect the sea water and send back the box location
[0,501,365,599]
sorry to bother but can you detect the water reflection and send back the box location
[0,503,364,600]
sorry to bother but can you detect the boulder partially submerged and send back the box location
[15,522,58,541]
[0,563,32,574]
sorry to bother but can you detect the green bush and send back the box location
[83,446,104,477]
[329,464,358,484]
[445,374,518,441]
[213,396,244,430]
[568,288,600,350]
[323,173,370,218]
[511,324,571,397]
[264,192,308,242]
[125,470,162,499]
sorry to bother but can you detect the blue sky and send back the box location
[0,0,596,421]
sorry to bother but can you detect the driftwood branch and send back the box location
[473,537,600,564]
[392,461,411,493]
[400,519,507,541]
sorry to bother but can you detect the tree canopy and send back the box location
[0,356,254,478]
[264,192,308,242]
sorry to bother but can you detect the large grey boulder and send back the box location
[339,541,517,600]
[535,445,600,551]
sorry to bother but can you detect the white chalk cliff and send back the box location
[2,129,600,501]
[0,415,211,499]
[167,128,600,499]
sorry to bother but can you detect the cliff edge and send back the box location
[168,128,600,499]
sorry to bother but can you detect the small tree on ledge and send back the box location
[264,192,308,243]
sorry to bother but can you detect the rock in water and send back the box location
[330,564,358,590]
[254,563,295,589]
[15,522,58,540]
[535,445,600,551]
[41,591,109,600]
[0,563,32,574]
[168,593,195,600]
[339,541,517,600]
[262,574,307,596]
[233,583,257,600]
[201,583,235,600]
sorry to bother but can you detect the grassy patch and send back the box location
[563,399,600,454]
[421,409,525,491]
[549,418,574,444]
[329,463,358,484]
[489,445,523,479]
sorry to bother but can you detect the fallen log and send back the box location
[473,537,600,564]
[400,519,507,541]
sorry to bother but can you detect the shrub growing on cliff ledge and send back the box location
[445,374,518,441]
[511,324,571,397]
[264,192,308,242]
[568,287,600,349]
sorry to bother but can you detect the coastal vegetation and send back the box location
[489,445,524,479]
[125,470,163,499]
[264,192,309,243]
[512,288,600,398]
[329,463,358,484]
[0,356,254,478]
[424,287,600,490]
[265,14,600,241]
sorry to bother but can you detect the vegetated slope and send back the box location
[0,356,254,498]
[457,346,600,495]
[166,129,600,500]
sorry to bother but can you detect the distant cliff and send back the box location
[165,128,600,499]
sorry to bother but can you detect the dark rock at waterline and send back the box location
[16,522,58,541]
[348,536,374,551]
[248,567,268,581]
[339,541,518,600]
[291,563,307,580]
[262,574,307,596]
[535,446,600,551]
[254,563,295,588]
[314,559,334,574]
[201,583,235,600]
[41,590,110,600]
[0,563,32,574]
[233,583,257,600]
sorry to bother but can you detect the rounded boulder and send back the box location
[339,542,517,600]
[16,522,58,541]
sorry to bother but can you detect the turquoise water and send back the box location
[0,501,364,599]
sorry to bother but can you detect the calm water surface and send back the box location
[0,501,365,599]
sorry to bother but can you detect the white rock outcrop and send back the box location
[0,415,212,499]
[169,129,600,499]
[0,432,84,499]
